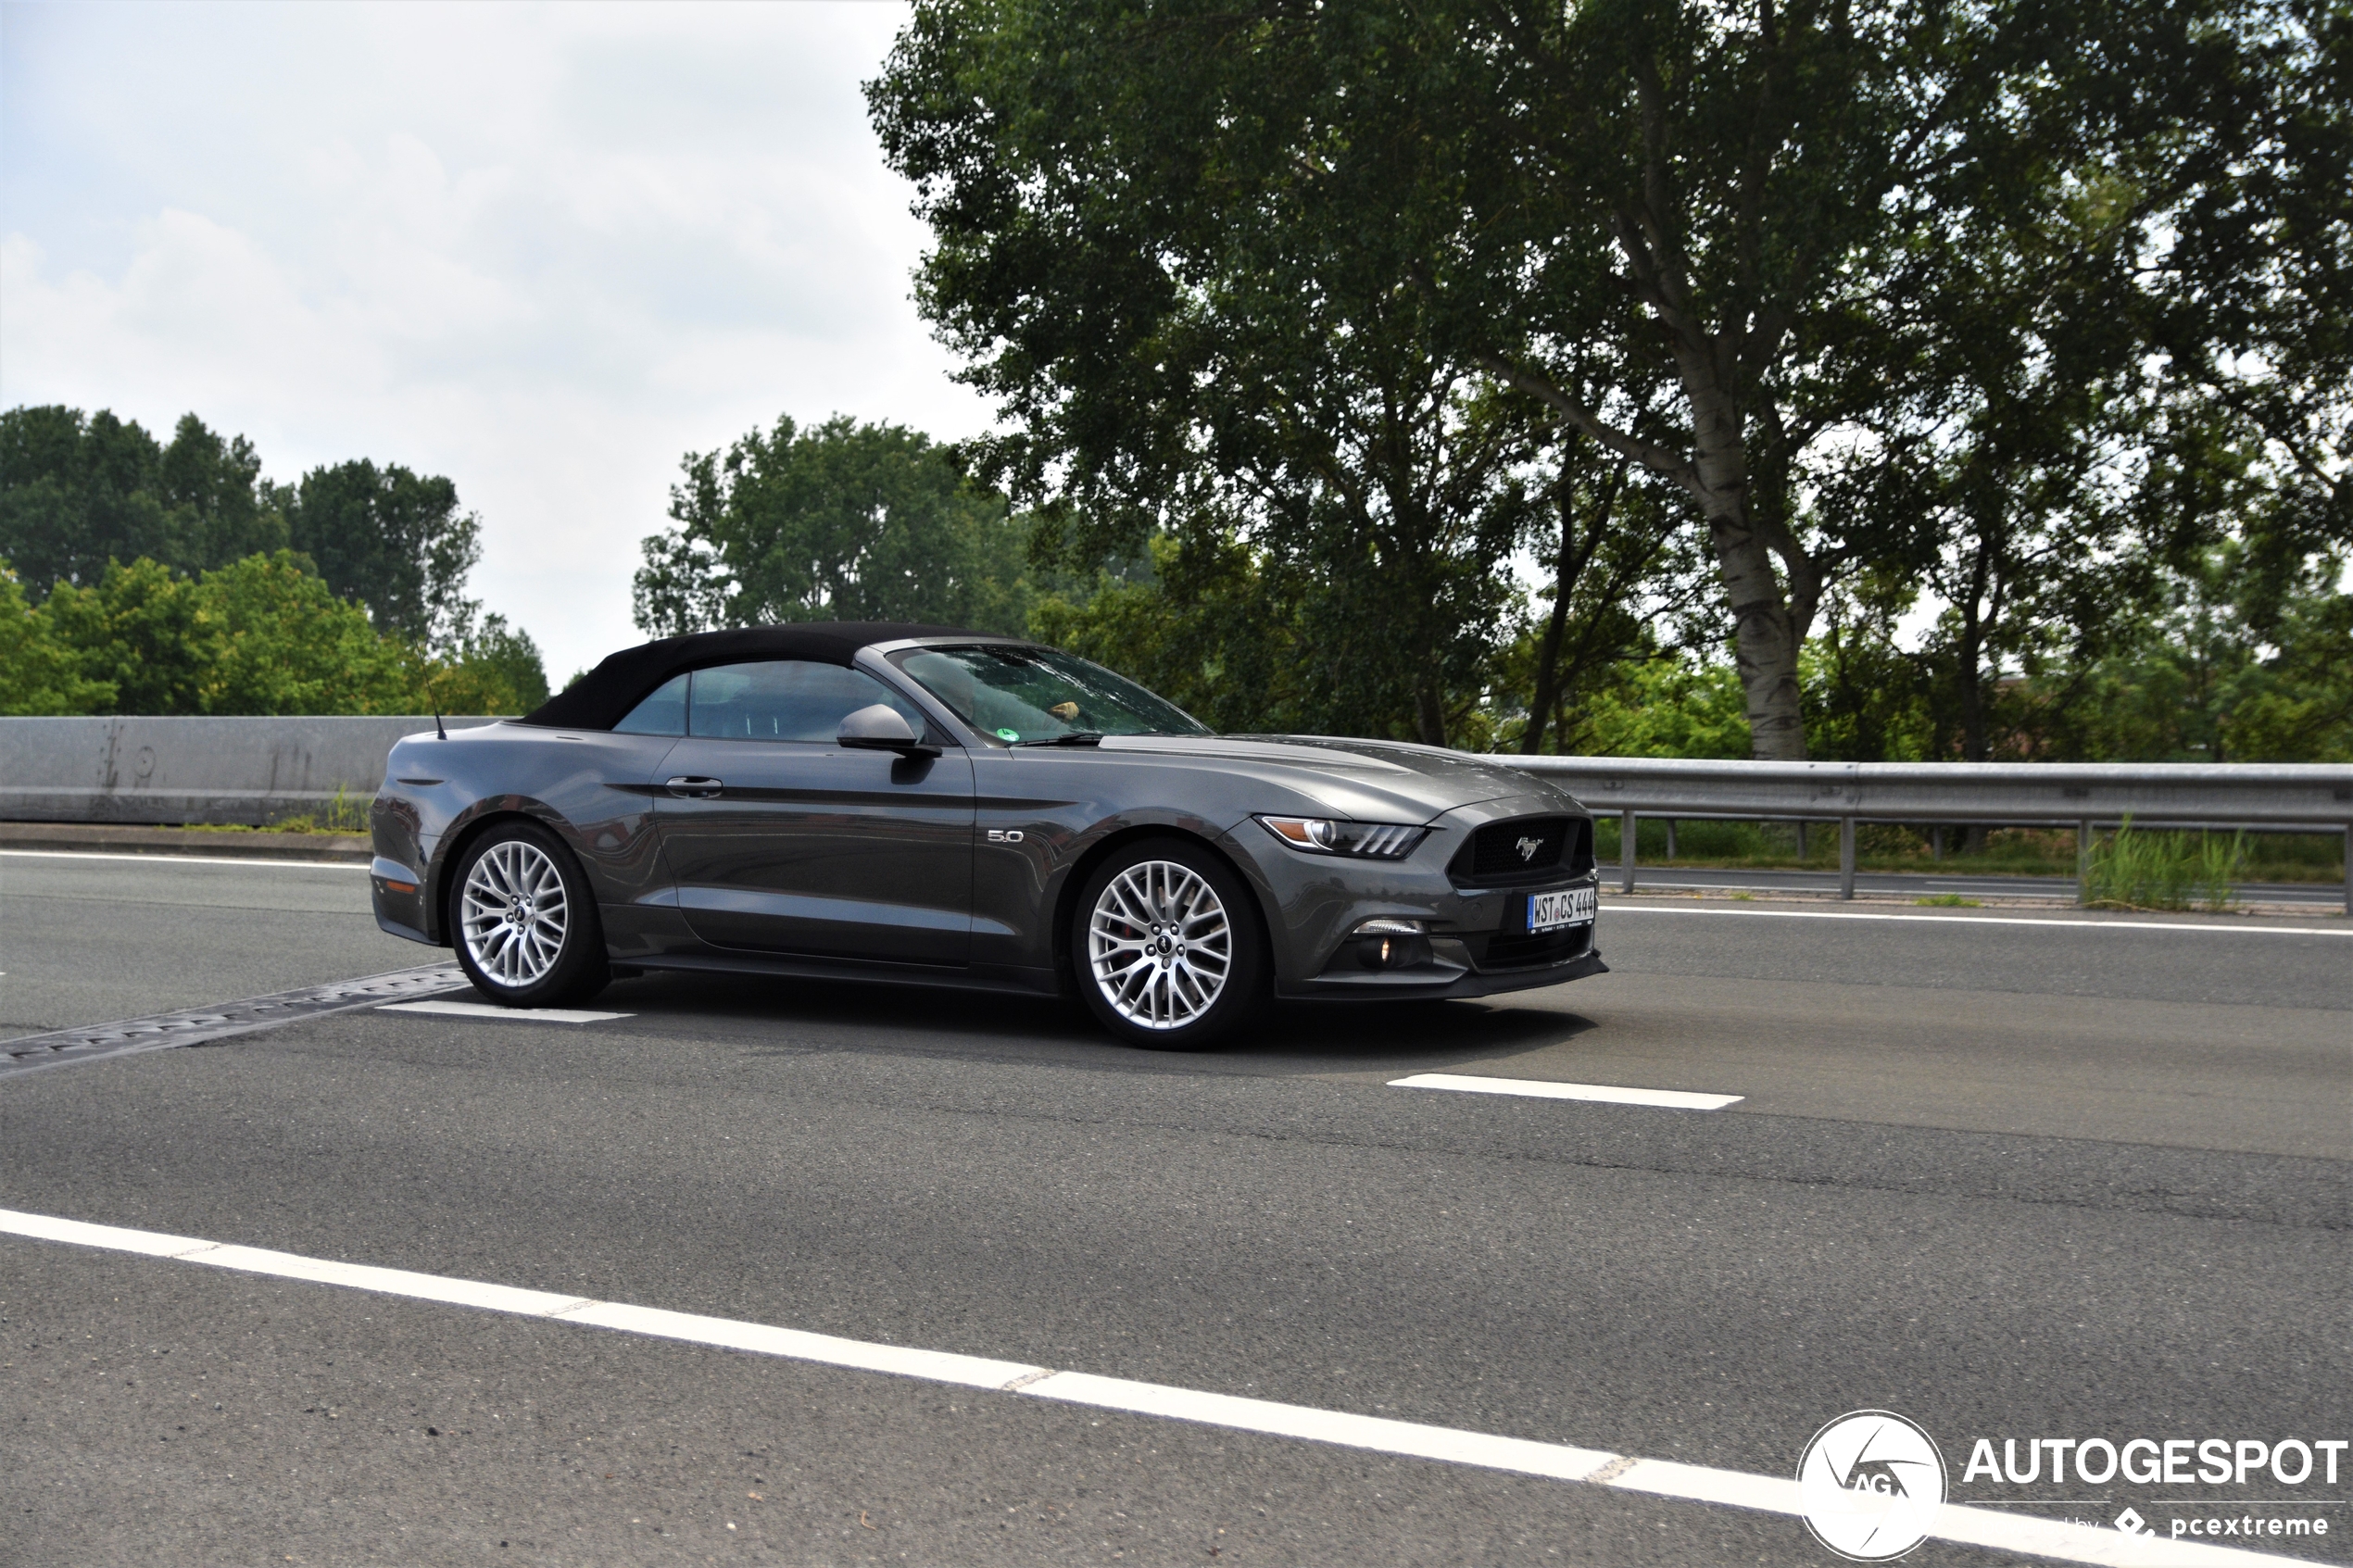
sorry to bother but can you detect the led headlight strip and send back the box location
[1256,816,1428,859]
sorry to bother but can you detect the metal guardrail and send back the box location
[1507,757,2353,911]
[3,719,2344,910]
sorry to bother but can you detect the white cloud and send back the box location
[0,0,994,681]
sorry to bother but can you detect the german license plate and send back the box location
[1528,885,1596,933]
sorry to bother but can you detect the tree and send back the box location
[0,407,286,591]
[0,563,115,714]
[1507,444,1716,753]
[634,415,1043,639]
[427,610,551,714]
[874,4,1578,744]
[1033,533,1314,734]
[34,556,214,715]
[875,0,2303,758]
[2133,0,2350,570]
[2025,542,2353,762]
[16,548,548,717]
[192,552,431,716]
[1436,0,2301,759]
[279,460,483,644]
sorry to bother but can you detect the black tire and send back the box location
[447,820,611,1008]
[1071,836,1267,1049]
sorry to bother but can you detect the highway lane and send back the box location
[3,854,2347,1566]
[1618,865,2348,908]
[0,852,402,1035]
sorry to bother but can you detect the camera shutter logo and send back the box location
[1797,1410,1947,1562]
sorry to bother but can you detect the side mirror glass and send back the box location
[838,703,938,758]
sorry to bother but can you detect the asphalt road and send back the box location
[1619,864,2349,909]
[3,850,2347,1568]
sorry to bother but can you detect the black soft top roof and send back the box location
[519,622,1005,731]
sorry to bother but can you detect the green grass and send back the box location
[1592,817,2340,884]
[1914,894,1982,907]
[177,787,372,836]
[2080,819,2249,912]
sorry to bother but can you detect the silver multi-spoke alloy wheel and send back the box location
[1087,859,1234,1030]
[459,838,571,990]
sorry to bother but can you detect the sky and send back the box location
[1,0,995,682]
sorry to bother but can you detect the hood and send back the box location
[1096,733,1578,821]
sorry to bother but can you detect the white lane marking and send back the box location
[377,999,633,1024]
[567,1302,1038,1389]
[0,848,366,871]
[1023,1371,1615,1479]
[0,1208,2305,1568]
[1390,1073,1743,1110]
[1603,905,2350,936]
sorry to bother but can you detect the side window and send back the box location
[613,672,688,735]
[686,660,923,743]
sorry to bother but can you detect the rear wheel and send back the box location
[448,821,610,1008]
[1073,838,1265,1049]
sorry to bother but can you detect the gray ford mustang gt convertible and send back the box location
[369,622,1604,1048]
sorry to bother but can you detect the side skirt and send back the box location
[619,951,1063,999]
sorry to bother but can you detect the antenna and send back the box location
[434,709,447,740]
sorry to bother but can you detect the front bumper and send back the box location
[1225,793,1607,1001]
[1281,936,1607,1000]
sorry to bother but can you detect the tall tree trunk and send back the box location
[1955,541,1992,763]
[1414,676,1448,746]
[1521,497,1579,755]
[1683,378,1806,760]
[1475,348,1810,760]
[1954,570,1991,854]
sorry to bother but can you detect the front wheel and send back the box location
[1073,838,1266,1049]
[448,821,610,1008]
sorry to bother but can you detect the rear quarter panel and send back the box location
[371,723,683,948]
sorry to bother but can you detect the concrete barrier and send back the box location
[0,716,498,826]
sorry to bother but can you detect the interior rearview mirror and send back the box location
[838,703,939,758]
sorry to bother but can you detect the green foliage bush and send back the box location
[0,566,113,715]
[0,551,547,716]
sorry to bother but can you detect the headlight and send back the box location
[1256,816,1428,859]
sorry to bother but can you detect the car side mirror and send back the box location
[838,704,939,759]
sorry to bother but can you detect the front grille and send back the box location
[1449,816,1592,886]
[1478,926,1592,970]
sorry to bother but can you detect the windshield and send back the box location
[890,645,1210,744]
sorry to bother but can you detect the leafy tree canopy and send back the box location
[872,0,2336,759]
[0,406,286,590]
[1,550,548,718]
[634,414,1047,638]
[278,459,483,644]
[0,404,545,713]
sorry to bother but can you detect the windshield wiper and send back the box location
[1013,731,1105,747]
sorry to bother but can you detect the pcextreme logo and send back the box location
[1797,1410,1947,1562]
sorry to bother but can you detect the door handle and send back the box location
[665,775,724,798]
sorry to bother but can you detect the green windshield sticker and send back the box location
[996,727,1021,741]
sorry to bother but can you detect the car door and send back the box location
[652,659,975,965]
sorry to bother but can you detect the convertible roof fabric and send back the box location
[517,622,997,731]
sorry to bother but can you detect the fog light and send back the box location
[1353,918,1431,971]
